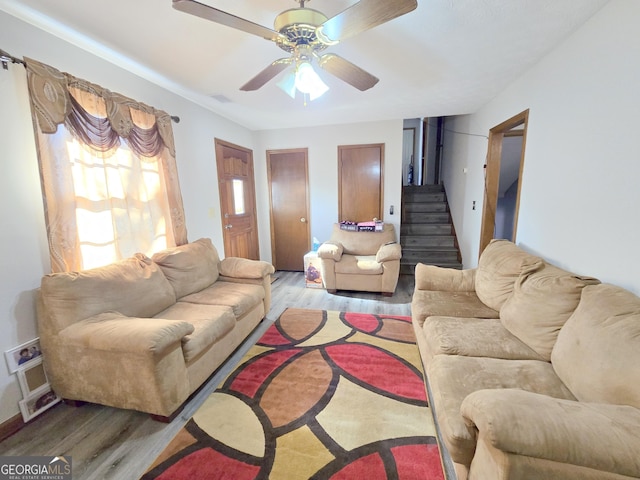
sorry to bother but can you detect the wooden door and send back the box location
[267,148,310,271]
[338,144,384,222]
[479,110,529,256]
[215,138,259,260]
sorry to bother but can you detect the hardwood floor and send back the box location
[0,272,415,480]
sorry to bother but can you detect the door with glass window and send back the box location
[215,139,260,260]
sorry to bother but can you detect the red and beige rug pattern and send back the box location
[142,308,444,479]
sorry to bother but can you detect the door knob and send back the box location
[224,224,233,229]
[300,218,306,223]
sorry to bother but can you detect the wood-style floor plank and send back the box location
[0,272,415,479]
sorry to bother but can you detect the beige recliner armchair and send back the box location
[317,223,402,296]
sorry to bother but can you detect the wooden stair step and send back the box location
[401,224,453,235]
[403,212,451,223]
[403,184,444,193]
[402,235,455,247]
[404,202,448,213]
[400,261,463,274]
[403,192,446,203]
[402,247,460,262]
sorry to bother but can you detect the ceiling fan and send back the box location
[172,0,418,100]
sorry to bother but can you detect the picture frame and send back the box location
[17,357,49,397]
[4,338,42,374]
[18,384,60,422]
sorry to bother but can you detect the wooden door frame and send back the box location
[479,109,529,256]
[338,143,385,222]
[266,148,310,270]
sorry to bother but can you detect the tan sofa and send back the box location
[317,223,401,296]
[37,238,274,420]
[412,239,640,480]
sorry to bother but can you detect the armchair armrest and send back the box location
[461,388,640,477]
[376,242,402,263]
[219,257,275,279]
[60,311,194,356]
[317,241,343,261]
[415,263,476,292]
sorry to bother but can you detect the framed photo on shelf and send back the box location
[4,338,42,374]
[18,384,60,422]
[17,357,49,397]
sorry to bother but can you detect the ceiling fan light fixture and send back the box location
[294,61,329,100]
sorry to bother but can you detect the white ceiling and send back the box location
[1,0,609,131]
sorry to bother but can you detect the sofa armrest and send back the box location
[219,257,275,279]
[317,241,343,261]
[415,263,476,291]
[59,311,194,356]
[461,388,640,477]
[376,242,402,263]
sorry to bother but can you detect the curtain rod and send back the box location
[0,48,180,124]
[0,48,25,68]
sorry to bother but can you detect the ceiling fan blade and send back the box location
[318,0,417,43]
[240,59,292,91]
[172,0,285,42]
[318,54,379,91]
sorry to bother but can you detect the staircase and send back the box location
[400,184,462,274]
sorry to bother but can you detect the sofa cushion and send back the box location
[423,317,544,362]
[180,281,265,318]
[475,239,544,311]
[427,355,576,467]
[40,254,176,332]
[334,255,383,275]
[551,284,640,408]
[411,290,499,328]
[152,238,220,299]
[154,303,236,363]
[500,264,600,360]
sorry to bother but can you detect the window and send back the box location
[25,58,187,272]
[232,179,245,215]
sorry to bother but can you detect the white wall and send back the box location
[254,120,404,260]
[443,0,640,295]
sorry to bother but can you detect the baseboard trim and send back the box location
[0,412,24,443]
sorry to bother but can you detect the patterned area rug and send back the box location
[141,308,444,479]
